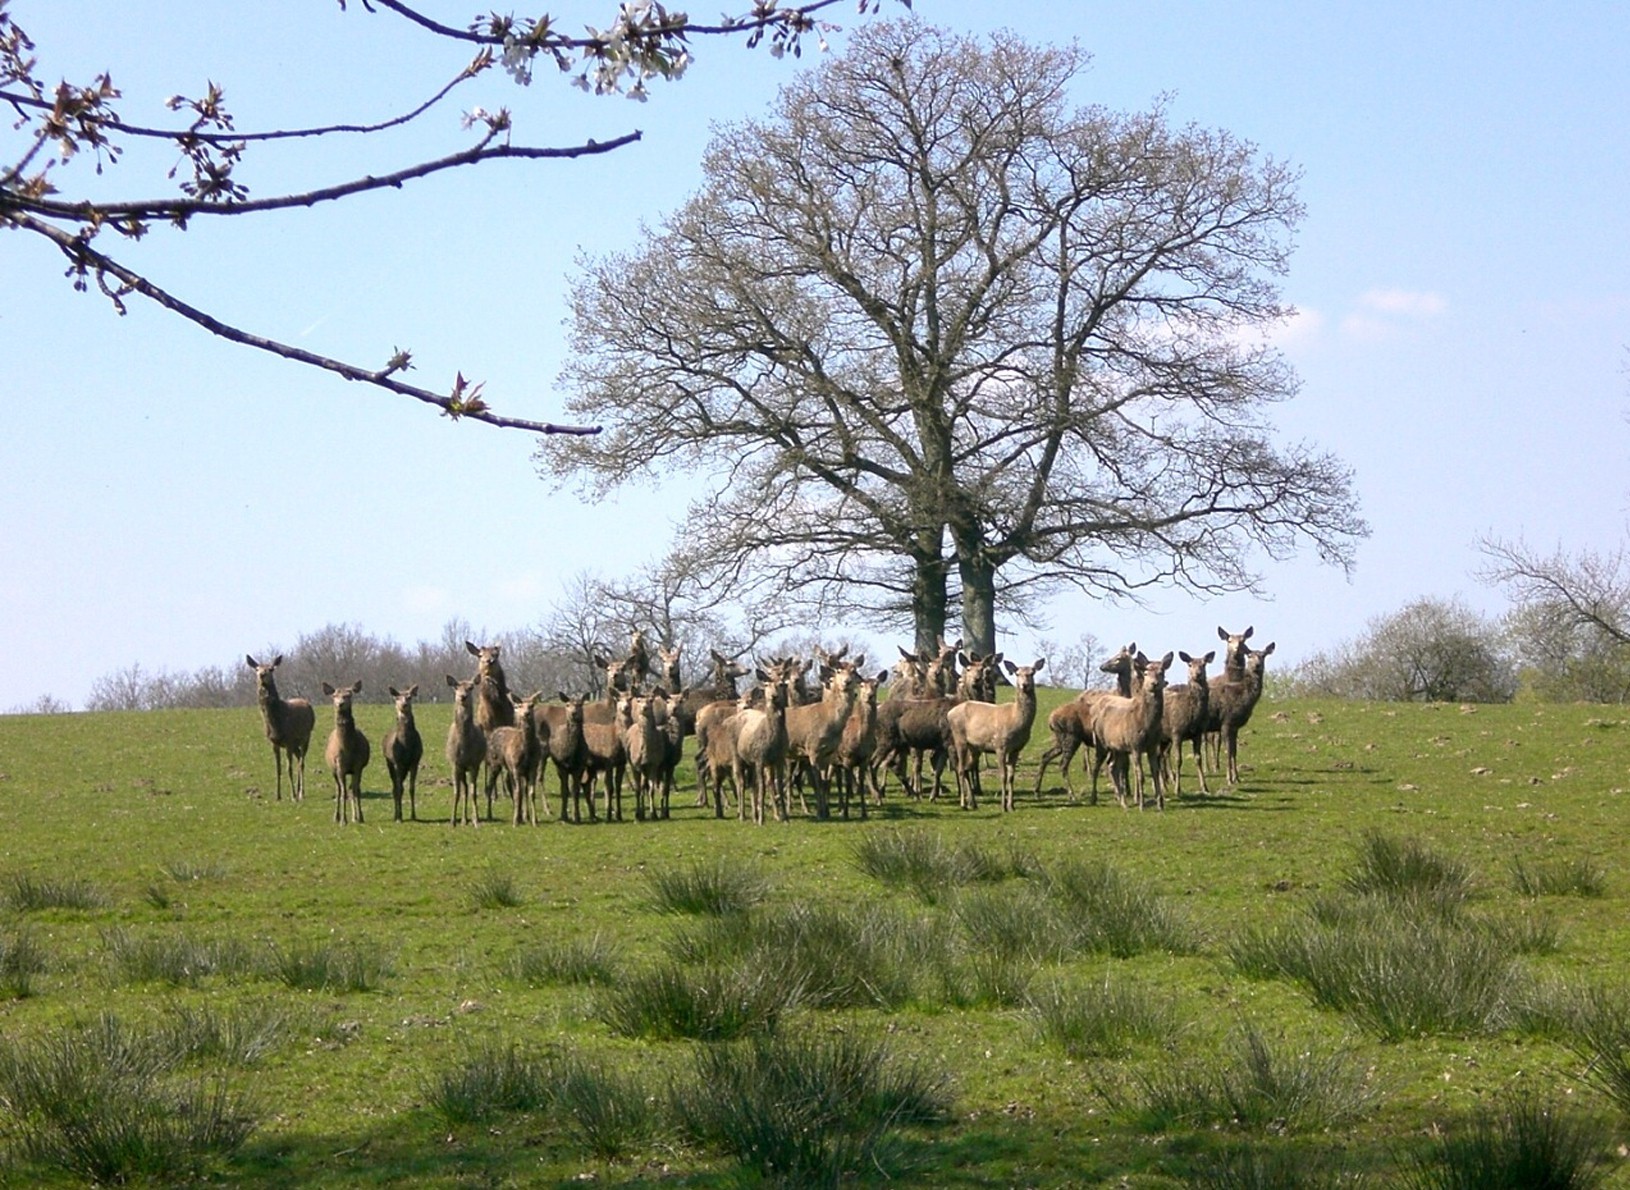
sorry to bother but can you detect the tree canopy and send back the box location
[540,18,1365,653]
[0,0,885,433]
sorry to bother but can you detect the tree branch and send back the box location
[7,129,642,224]
[10,209,600,435]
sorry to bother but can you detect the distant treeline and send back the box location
[78,621,596,712]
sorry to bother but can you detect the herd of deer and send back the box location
[244,625,1274,826]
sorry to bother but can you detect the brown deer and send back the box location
[383,684,423,821]
[445,675,487,827]
[487,691,546,825]
[1212,641,1276,785]
[322,681,370,825]
[785,657,862,818]
[1090,652,1173,810]
[246,654,315,802]
[1033,641,1136,804]
[832,669,888,819]
[947,658,1044,812]
[1160,650,1215,798]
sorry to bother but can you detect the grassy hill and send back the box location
[1,691,1629,1186]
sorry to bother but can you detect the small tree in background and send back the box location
[1480,537,1630,703]
[1286,597,1515,703]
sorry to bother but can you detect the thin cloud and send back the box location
[1357,288,1448,318]
[1341,288,1448,341]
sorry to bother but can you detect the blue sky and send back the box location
[3,1,1628,709]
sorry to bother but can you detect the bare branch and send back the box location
[11,209,599,435]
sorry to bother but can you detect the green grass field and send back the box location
[2,691,1630,1187]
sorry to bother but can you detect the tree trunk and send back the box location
[959,556,998,659]
[910,552,950,656]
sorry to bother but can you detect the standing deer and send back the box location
[1090,652,1173,810]
[785,657,862,819]
[322,681,370,825]
[947,658,1045,812]
[1033,642,1136,804]
[246,654,315,802]
[467,640,514,818]
[1212,641,1276,785]
[487,691,546,826]
[535,693,589,823]
[383,685,423,821]
[445,675,487,827]
[1160,651,1215,798]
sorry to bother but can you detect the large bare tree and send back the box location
[539,19,1365,653]
[0,0,885,433]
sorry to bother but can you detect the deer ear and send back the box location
[1034,658,1046,672]
[322,682,336,696]
[1262,642,1276,656]
[407,684,418,697]
[466,641,479,655]
[446,674,458,688]
[1217,626,1228,641]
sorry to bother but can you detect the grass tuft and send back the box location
[673,1031,949,1184]
[1113,1023,1375,1135]
[1509,854,1606,899]
[3,870,111,912]
[101,926,257,987]
[160,857,230,884]
[1559,983,1630,1118]
[425,1041,553,1124]
[1229,906,1522,1040]
[0,1015,260,1183]
[1026,975,1180,1059]
[553,1050,660,1159]
[849,827,1027,903]
[511,932,622,987]
[264,937,393,992]
[468,868,525,910]
[644,855,768,916]
[152,1000,301,1068]
[1044,857,1194,957]
[600,961,797,1040]
[1188,1142,1372,1189]
[1400,1092,1609,1189]
[1345,831,1474,911]
[0,926,48,998]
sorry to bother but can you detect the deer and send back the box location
[785,657,863,818]
[467,640,515,734]
[1202,626,1255,771]
[486,691,546,825]
[581,693,632,821]
[1160,650,1215,798]
[947,658,1045,812]
[872,691,957,801]
[1033,642,1136,804]
[1211,641,1276,786]
[534,693,590,823]
[383,684,423,821]
[246,654,315,802]
[687,648,775,805]
[925,637,963,697]
[622,693,665,822]
[832,669,888,819]
[705,670,791,825]
[1090,652,1173,810]
[321,681,370,825]
[444,675,487,826]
